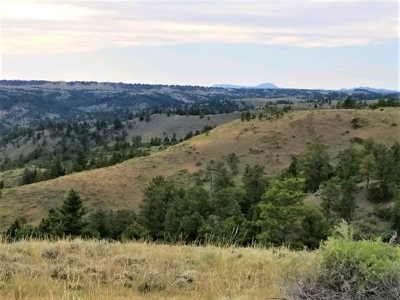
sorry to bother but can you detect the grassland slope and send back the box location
[1,108,399,229]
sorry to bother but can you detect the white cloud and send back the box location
[1,2,98,21]
[1,0,398,54]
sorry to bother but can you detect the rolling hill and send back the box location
[1,80,394,129]
[0,108,399,229]
[213,82,279,89]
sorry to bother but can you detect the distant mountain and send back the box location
[213,82,279,89]
[254,83,279,89]
[340,87,399,94]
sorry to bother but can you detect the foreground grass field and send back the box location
[1,221,400,300]
[0,239,303,300]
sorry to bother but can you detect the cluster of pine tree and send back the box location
[4,190,146,241]
[369,97,400,109]
[241,103,292,122]
[138,139,400,248]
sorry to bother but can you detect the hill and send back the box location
[341,86,399,93]
[0,113,239,162]
[1,80,394,129]
[1,108,399,229]
[213,82,279,89]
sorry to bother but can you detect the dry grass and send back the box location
[0,239,308,299]
[123,113,240,142]
[1,108,399,229]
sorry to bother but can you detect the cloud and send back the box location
[1,0,398,54]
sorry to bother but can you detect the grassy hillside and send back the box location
[1,108,399,229]
[1,113,239,161]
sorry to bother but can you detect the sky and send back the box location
[1,0,399,90]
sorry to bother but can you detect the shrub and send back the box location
[284,221,400,300]
[121,221,148,241]
[373,203,392,221]
[138,270,165,293]
[41,244,62,260]
[351,118,362,129]
[350,136,364,145]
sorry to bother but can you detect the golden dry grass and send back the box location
[0,239,311,299]
[1,108,399,229]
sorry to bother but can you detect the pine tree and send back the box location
[51,158,66,178]
[226,152,240,176]
[359,154,376,190]
[241,164,268,219]
[58,189,87,236]
[298,140,332,192]
[213,162,235,192]
[241,111,245,122]
[139,176,177,240]
[164,186,210,242]
[257,178,307,245]
[245,110,251,121]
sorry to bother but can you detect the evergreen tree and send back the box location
[320,176,357,222]
[109,209,138,240]
[298,140,332,192]
[257,178,307,245]
[300,206,329,249]
[226,152,240,176]
[335,147,361,180]
[113,118,123,130]
[38,208,65,237]
[139,176,177,240]
[335,177,357,222]
[20,167,38,185]
[288,156,298,178]
[73,151,87,172]
[320,176,342,221]
[171,133,177,144]
[164,186,210,241]
[87,210,110,238]
[212,161,235,192]
[58,189,87,236]
[212,187,245,220]
[245,110,251,121]
[359,154,376,190]
[51,158,66,178]
[241,164,269,219]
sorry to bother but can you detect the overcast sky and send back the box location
[1,0,399,90]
